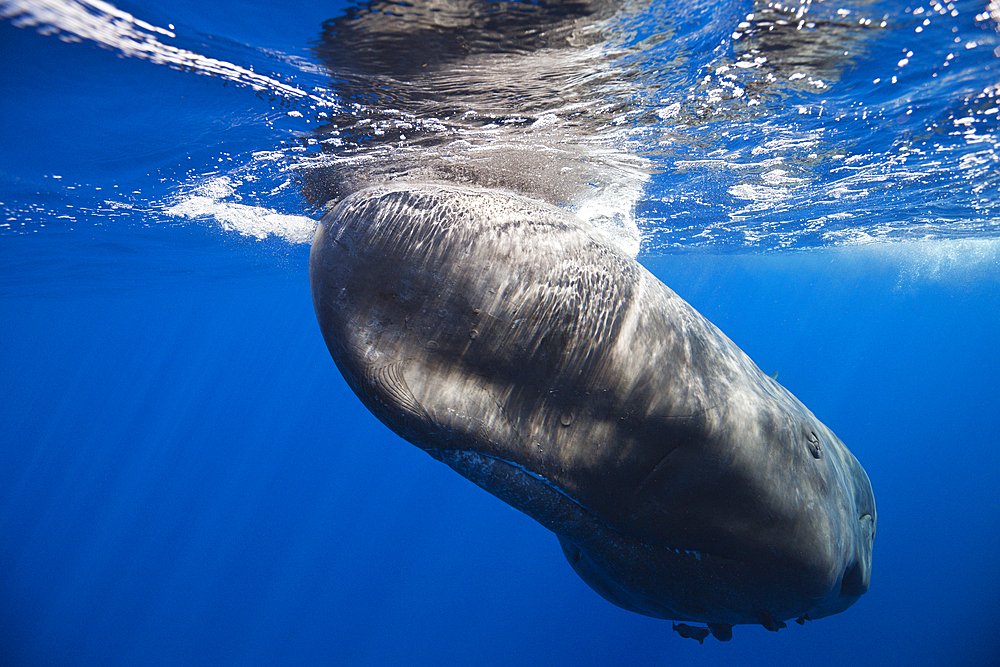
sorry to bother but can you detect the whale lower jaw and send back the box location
[430,448,835,626]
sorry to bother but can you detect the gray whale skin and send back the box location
[309,182,876,633]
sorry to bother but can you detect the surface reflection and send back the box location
[300,0,652,254]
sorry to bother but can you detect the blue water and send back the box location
[2,1,999,665]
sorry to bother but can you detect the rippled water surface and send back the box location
[2,1,999,666]
[3,0,999,257]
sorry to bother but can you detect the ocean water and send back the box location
[1,0,998,665]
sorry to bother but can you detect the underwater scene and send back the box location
[2,0,998,665]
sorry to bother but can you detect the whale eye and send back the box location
[806,431,823,459]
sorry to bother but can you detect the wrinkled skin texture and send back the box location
[309,182,875,630]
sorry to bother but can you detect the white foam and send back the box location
[165,178,316,244]
[878,238,1000,288]
[0,0,329,103]
[574,178,647,259]
[728,183,788,203]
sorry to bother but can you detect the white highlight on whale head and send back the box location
[574,180,645,259]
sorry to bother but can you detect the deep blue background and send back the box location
[2,0,1000,665]
[3,243,998,666]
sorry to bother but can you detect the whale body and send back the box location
[309,182,875,633]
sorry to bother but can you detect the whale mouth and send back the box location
[421,421,856,622]
[430,447,728,560]
[431,448,760,622]
[430,446,757,606]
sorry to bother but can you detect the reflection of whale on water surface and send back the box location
[305,1,875,640]
[301,0,648,253]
